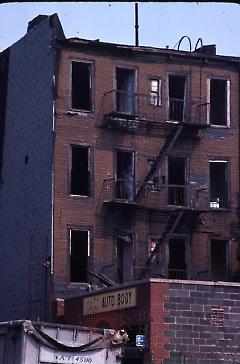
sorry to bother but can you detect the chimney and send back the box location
[27,15,48,32]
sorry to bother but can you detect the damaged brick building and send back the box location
[1,13,240,363]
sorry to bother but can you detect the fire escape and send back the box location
[97,88,209,279]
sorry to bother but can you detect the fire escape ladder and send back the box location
[135,125,184,200]
[139,209,184,279]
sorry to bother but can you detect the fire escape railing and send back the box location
[97,90,209,128]
[101,178,204,209]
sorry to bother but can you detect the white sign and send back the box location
[39,347,107,364]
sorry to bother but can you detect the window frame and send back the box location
[69,143,93,198]
[69,227,92,284]
[70,60,94,112]
[209,238,230,281]
[149,78,162,107]
[207,77,230,127]
[166,73,189,122]
[209,159,229,210]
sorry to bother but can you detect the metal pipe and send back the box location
[135,3,139,46]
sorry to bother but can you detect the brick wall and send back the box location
[53,43,240,296]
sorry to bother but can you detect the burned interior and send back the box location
[209,79,228,126]
[71,145,91,196]
[168,238,187,279]
[168,156,186,206]
[168,75,187,121]
[116,232,134,284]
[71,61,92,111]
[70,229,90,283]
[210,239,229,280]
[209,160,228,208]
[116,67,136,115]
[116,150,135,201]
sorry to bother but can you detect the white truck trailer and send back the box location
[0,320,125,364]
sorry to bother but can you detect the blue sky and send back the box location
[0,2,239,56]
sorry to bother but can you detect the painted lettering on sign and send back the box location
[55,354,92,362]
[83,287,136,315]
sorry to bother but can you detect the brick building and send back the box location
[0,12,240,337]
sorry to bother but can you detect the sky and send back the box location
[0,2,239,56]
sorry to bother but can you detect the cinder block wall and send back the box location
[0,17,56,321]
[163,280,240,364]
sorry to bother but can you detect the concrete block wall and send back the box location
[164,280,240,363]
[0,16,57,321]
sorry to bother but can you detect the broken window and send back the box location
[116,150,135,201]
[71,61,92,111]
[208,79,230,126]
[71,145,91,196]
[150,79,161,106]
[70,229,90,282]
[147,159,159,191]
[116,68,136,114]
[209,160,228,208]
[168,238,187,279]
[168,156,186,206]
[116,232,134,283]
[210,239,229,280]
[168,75,187,121]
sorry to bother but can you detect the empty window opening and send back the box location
[210,239,228,280]
[70,229,90,283]
[71,61,92,111]
[168,75,187,121]
[71,145,91,196]
[209,79,228,126]
[168,238,187,279]
[150,79,161,106]
[116,232,134,284]
[168,156,186,206]
[116,68,136,114]
[116,151,135,201]
[210,161,228,209]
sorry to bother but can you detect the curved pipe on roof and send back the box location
[175,35,192,52]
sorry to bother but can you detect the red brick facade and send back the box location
[52,39,240,297]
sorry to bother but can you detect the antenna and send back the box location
[135,3,139,46]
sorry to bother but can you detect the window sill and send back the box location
[209,124,230,129]
[66,110,95,118]
[69,194,93,200]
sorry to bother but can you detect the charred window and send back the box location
[210,239,228,280]
[210,161,228,208]
[150,79,161,106]
[168,75,187,121]
[116,232,134,284]
[168,238,187,279]
[116,68,136,114]
[71,61,92,111]
[71,145,91,196]
[147,159,159,191]
[209,79,229,126]
[168,156,186,206]
[70,229,90,283]
[116,151,135,201]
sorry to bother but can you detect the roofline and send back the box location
[55,37,240,66]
